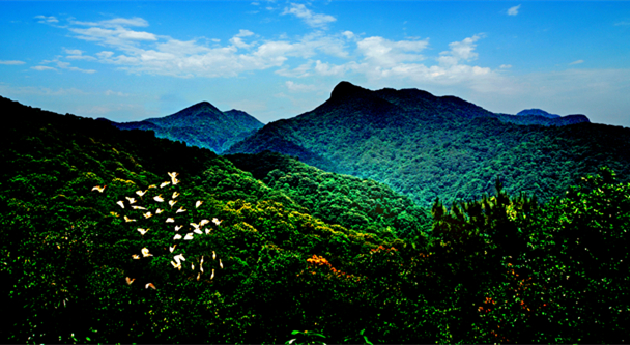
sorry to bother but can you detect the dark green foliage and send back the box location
[2,95,629,344]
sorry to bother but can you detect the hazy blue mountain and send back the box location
[517,109,560,118]
[100,102,264,153]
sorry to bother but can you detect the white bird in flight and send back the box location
[155,208,164,214]
[92,185,106,193]
[172,192,179,199]
[148,184,157,189]
[173,234,182,240]
[176,206,186,213]
[200,256,204,272]
[169,200,177,208]
[205,228,211,235]
[184,233,194,240]
[174,225,183,232]
[160,181,170,189]
[137,228,149,236]
[194,228,203,235]
[210,268,214,280]
[125,197,136,204]
[173,254,185,266]
[143,211,152,219]
[125,277,135,285]
[166,218,175,223]
[212,218,222,226]
[171,260,181,270]
[132,254,140,260]
[196,200,203,208]
[169,245,177,253]
[145,283,156,290]
[141,248,153,257]
[117,201,125,209]
[220,258,223,268]
[153,195,164,202]
[212,251,215,260]
[199,219,210,227]
[136,190,147,198]
[132,205,146,210]
[124,215,136,223]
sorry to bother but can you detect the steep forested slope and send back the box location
[227,82,627,207]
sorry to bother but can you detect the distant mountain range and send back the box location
[98,102,264,154]
[226,81,628,206]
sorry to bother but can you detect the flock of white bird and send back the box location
[92,171,224,290]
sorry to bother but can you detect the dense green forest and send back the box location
[2,95,629,344]
[227,82,630,208]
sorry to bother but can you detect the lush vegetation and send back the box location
[227,82,628,208]
[2,95,629,344]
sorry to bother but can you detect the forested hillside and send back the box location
[227,82,629,207]
[2,95,629,344]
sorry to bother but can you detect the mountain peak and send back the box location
[329,81,371,101]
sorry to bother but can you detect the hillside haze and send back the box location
[101,101,264,154]
[226,81,627,207]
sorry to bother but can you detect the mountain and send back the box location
[517,108,560,118]
[226,81,629,207]
[100,101,264,153]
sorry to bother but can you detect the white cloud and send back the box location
[276,62,312,78]
[286,81,318,92]
[614,21,630,26]
[31,65,57,71]
[569,59,584,65]
[356,36,429,68]
[508,5,521,16]
[282,3,336,28]
[35,15,58,24]
[65,49,97,61]
[499,64,512,69]
[0,60,26,65]
[105,90,130,96]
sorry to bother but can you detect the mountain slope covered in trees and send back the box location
[2,95,629,344]
[227,82,626,207]
[100,101,264,154]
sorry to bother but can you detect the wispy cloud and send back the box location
[508,5,521,17]
[282,3,336,29]
[0,60,26,65]
[614,21,630,26]
[35,15,58,24]
[569,59,584,65]
[31,65,57,71]
[499,64,512,69]
[285,81,319,92]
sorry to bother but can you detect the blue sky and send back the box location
[1,1,630,127]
